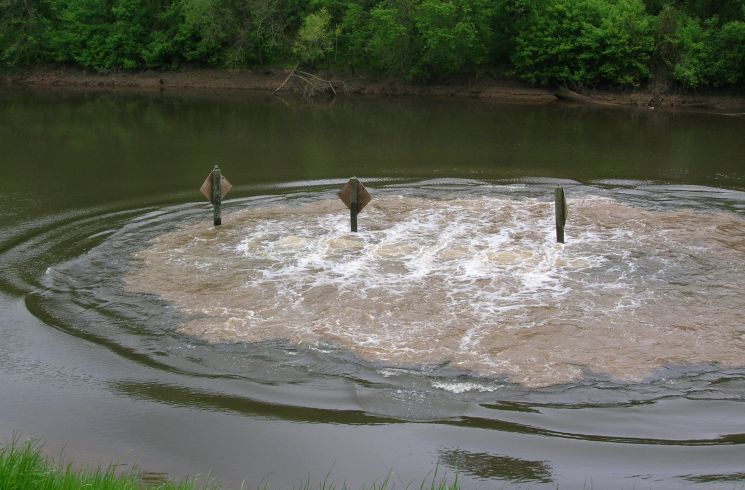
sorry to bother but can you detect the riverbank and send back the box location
[0,439,201,489]
[3,67,745,113]
[0,439,461,490]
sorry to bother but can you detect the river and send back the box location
[1,88,744,488]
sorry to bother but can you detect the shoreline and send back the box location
[3,67,745,113]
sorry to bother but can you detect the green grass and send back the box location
[1,438,460,490]
[293,466,460,490]
[0,439,203,489]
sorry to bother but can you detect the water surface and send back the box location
[1,88,745,488]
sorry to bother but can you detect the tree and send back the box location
[366,3,414,77]
[411,0,494,79]
[51,0,119,70]
[179,0,285,67]
[644,2,745,89]
[712,19,745,85]
[0,0,54,68]
[512,0,654,87]
[292,8,333,65]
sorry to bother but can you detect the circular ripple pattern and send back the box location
[6,179,745,411]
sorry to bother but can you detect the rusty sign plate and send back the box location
[338,179,372,212]
[200,172,233,202]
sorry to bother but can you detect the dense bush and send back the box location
[511,0,654,87]
[648,3,745,89]
[0,0,54,67]
[50,0,161,71]
[293,8,334,64]
[366,3,415,76]
[413,0,494,79]
[714,20,745,85]
[177,0,286,67]
[0,0,743,90]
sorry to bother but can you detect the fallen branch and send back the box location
[273,62,299,95]
[296,70,348,96]
[274,65,348,98]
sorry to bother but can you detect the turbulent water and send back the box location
[121,181,745,388]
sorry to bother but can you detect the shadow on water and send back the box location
[686,472,745,484]
[112,379,745,447]
[112,380,400,425]
[449,415,745,446]
[438,449,553,484]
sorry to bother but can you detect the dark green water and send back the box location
[1,88,745,489]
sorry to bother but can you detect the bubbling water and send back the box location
[127,192,745,387]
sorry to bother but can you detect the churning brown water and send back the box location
[127,191,745,387]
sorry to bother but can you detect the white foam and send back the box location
[431,380,504,394]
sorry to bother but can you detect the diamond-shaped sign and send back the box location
[200,172,232,203]
[338,179,372,212]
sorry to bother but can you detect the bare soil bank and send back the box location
[3,67,745,113]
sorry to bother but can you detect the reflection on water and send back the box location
[126,184,745,387]
[113,380,399,425]
[686,472,745,484]
[438,449,552,483]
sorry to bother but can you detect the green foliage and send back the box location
[713,20,745,85]
[652,4,679,79]
[490,0,532,65]
[652,5,745,89]
[671,13,710,87]
[44,0,186,71]
[595,0,655,85]
[0,0,54,68]
[366,3,415,76]
[178,0,222,64]
[644,0,745,22]
[141,1,185,69]
[512,0,654,87]
[0,0,743,89]
[336,2,372,71]
[50,0,114,70]
[107,0,153,70]
[178,0,285,67]
[338,0,496,80]
[411,0,494,79]
[293,8,333,65]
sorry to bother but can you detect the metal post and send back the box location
[213,165,222,226]
[555,186,566,243]
[350,177,358,232]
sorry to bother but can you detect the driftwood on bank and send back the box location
[273,64,348,98]
[553,86,618,106]
[554,86,745,116]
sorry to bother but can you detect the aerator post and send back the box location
[555,186,567,243]
[200,164,232,226]
[337,177,372,232]
[212,165,222,226]
[350,177,358,232]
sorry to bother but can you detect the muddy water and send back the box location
[126,190,745,387]
[1,88,745,488]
